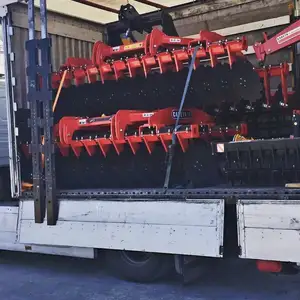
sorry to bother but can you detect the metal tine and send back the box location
[81,139,97,156]
[225,43,236,69]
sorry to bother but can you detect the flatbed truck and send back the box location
[0,0,300,283]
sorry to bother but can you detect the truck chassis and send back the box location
[0,190,299,281]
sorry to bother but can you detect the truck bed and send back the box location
[14,195,300,264]
[23,186,300,200]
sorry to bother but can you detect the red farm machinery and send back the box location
[19,2,300,225]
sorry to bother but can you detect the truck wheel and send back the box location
[105,250,173,282]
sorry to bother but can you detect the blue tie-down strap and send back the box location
[163,46,200,189]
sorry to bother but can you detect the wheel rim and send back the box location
[121,251,152,265]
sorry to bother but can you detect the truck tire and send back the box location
[105,250,173,282]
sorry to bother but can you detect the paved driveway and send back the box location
[0,252,298,300]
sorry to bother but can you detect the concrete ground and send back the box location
[0,251,299,300]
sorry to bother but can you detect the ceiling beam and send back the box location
[134,0,167,9]
[72,0,119,14]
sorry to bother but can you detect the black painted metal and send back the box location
[293,113,300,137]
[107,9,178,46]
[26,0,45,223]
[40,0,58,226]
[216,137,300,186]
[26,0,58,225]
[22,186,300,201]
[39,37,58,226]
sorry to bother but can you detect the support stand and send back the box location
[26,0,58,225]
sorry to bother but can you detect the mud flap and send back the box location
[174,255,207,284]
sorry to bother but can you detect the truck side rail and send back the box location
[237,199,300,263]
[17,198,225,257]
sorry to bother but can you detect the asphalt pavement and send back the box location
[0,251,299,300]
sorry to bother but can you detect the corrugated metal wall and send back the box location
[172,0,290,37]
[8,3,104,108]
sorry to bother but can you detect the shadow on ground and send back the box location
[0,251,298,300]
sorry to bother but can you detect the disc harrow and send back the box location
[22,107,247,159]
[54,107,247,158]
[52,29,247,86]
[20,10,300,191]
[21,28,275,190]
[51,28,263,118]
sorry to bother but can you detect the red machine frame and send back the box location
[51,28,248,89]
[253,18,300,107]
[54,107,247,158]
[26,19,300,162]
[253,19,300,62]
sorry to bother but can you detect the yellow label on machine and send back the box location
[121,38,132,45]
[124,42,143,50]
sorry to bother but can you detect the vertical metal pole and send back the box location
[294,0,300,18]
[39,0,58,225]
[40,0,47,38]
[28,1,35,40]
[26,0,45,223]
